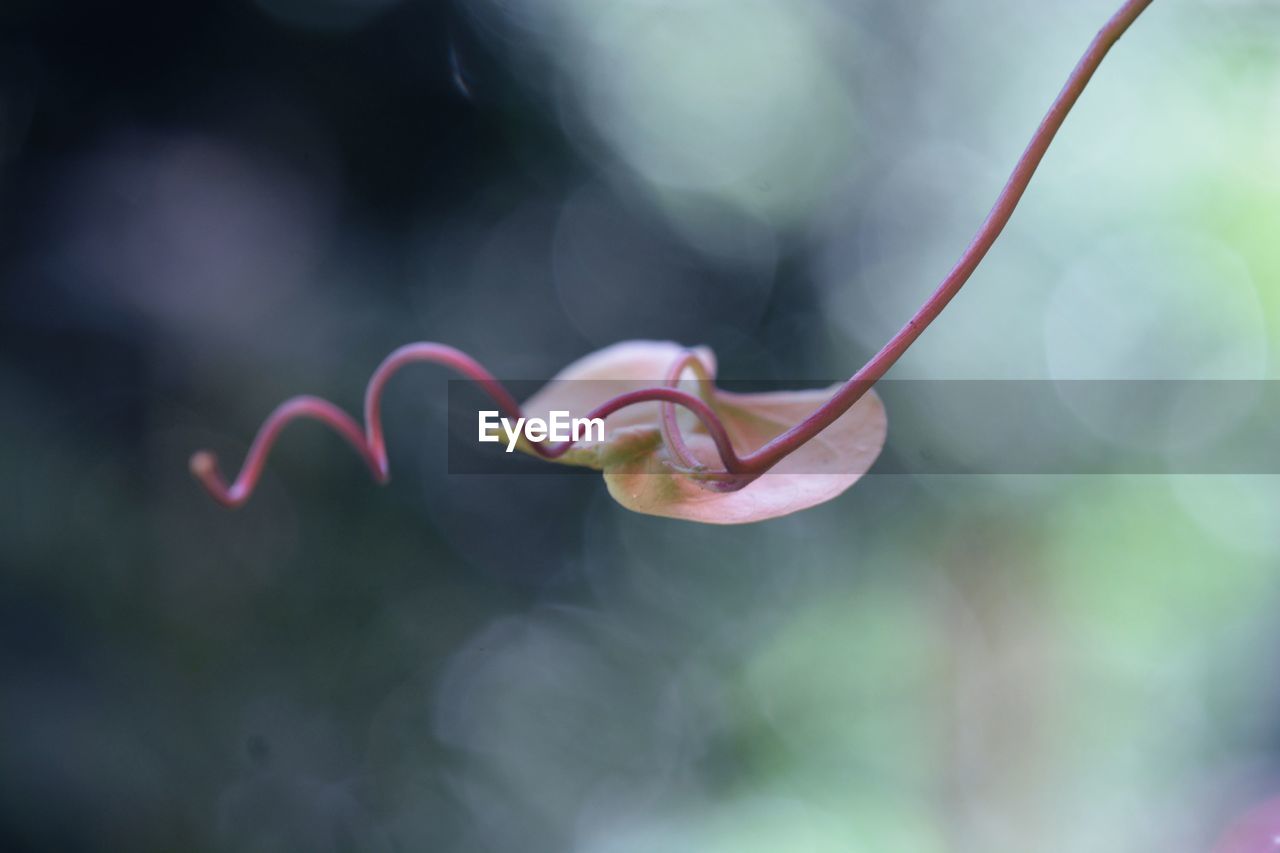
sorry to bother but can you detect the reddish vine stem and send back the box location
[734,0,1155,474]
[659,350,718,471]
[191,343,746,508]
[194,0,1154,506]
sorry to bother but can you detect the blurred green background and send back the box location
[2,0,1279,850]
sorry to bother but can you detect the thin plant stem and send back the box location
[194,0,1156,505]
[191,344,745,508]
[659,350,718,471]
[736,0,1156,475]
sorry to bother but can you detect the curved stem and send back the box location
[195,0,1157,506]
[191,345,744,508]
[190,396,384,509]
[566,386,744,473]
[364,342,526,477]
[659,350,718,470]
[737,0,1156,475]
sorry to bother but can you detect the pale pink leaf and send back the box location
[515,340,886,524]
[603,384,886,524]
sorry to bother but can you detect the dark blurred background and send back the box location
[3,1,1280,851]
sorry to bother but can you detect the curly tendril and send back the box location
[191,343,747,508]
[193,0,1155,508]
[659,350,718,473]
